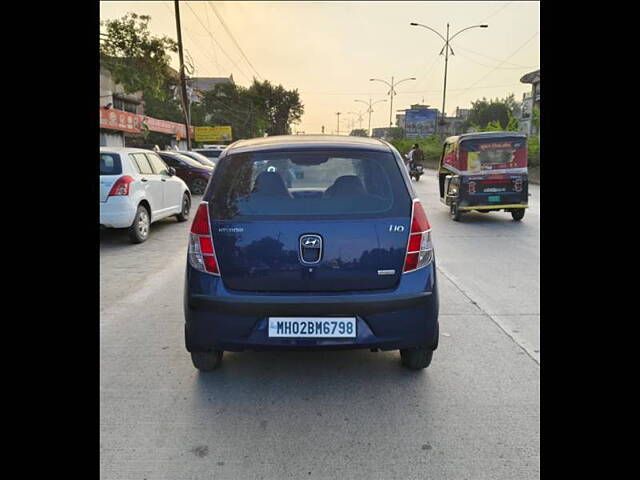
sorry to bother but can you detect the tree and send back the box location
[248,80,304,136]
[387,127,405,141]
[100,13,178,100]
[467,94,519,131]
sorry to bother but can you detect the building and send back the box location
[189,75,235,102]
[99,65,193,149]
[455,107,471,121]
[100,65,145,147]
[520,69,540,135]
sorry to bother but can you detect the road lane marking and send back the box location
[437,264,540,365]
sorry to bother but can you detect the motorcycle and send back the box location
[403,154,424,181]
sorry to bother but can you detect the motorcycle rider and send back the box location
[408,143,424,169]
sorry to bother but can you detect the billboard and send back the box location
[405,109,438,138]
[195,126,233,142]
[99,108,194,138]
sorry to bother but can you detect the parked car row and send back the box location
[100,146,224,243]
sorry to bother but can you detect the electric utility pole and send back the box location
[174,0,191,150]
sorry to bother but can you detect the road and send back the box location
[100,173,540,480]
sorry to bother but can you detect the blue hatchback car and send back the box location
[184,135,439,371]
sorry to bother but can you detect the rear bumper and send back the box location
[99,197,137,228]
[184,263,439,352]
[459,203,527,211]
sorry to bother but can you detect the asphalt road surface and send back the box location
[100,173,540,480]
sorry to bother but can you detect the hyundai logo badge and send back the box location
[299,234,323,264]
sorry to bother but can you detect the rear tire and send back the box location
[128,205,150,243]
[191,351,223,371]
[400,347,433,370]
[511,209,525,221]
[175,193,191,222]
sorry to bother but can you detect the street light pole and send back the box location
[410,21,488,134]
[336,112,341,135]
[370,76,416,127]
[174,0,191,150]
[355,98,387,137]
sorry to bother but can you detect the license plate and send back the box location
[488,195,501,202]
[268,317,357,338]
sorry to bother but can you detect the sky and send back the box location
[100,1,540,134]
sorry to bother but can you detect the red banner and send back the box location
[99,108,194,138]
[99,108,141,133]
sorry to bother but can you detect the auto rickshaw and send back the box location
[438,131,529,221]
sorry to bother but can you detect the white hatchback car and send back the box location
[100,147,192,243]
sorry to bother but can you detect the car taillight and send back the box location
[188,202,220,275]
[403,200,434,273]
[108,175,134,196]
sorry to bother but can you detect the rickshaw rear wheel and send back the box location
[450,203,462,221]
[511,209,525,221]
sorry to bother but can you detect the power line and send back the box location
[184,2,253,82]
[163,2,222,76]
[299,83,524,96]
[207,1,263,80]
[455,50,537,70]
[478,1,514,23]
[449,31,539,104]
[202,0,220,72]
[454,44,537,69]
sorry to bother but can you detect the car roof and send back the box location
[225,135,393,155]
[99,146,157,154]
[445,131,527,143]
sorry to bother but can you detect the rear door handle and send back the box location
[161,178,167,182]
[141,178,148,182]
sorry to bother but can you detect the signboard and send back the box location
[99,108,141,133]
[195,126,233,142]
[99,108,194,138]
[405,109,438,138]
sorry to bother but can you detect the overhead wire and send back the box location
[184,2,253,82]
[448,31,539,105]
[207,1,263,80]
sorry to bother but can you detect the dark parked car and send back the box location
[158,151,213,195]
[193,148,224,160]
[184,135,439,371]
[176,150,216,169]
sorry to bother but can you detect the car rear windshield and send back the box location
[196,149,222,158]
[181,151,216,167]
[163,153,205,169]
[208,149,409,220]
[461,138,525,169]
[100,153,122,175]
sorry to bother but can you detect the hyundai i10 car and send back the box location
[183,135,439,371]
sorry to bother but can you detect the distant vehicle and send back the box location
[403,153,424,181]
[183,135,439,372]
[439,131,528,221]
[193,148,223,160]
[202,144,227,149]
[100,147,191,243]
[158,151,214,195]
[176,150,216,168]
